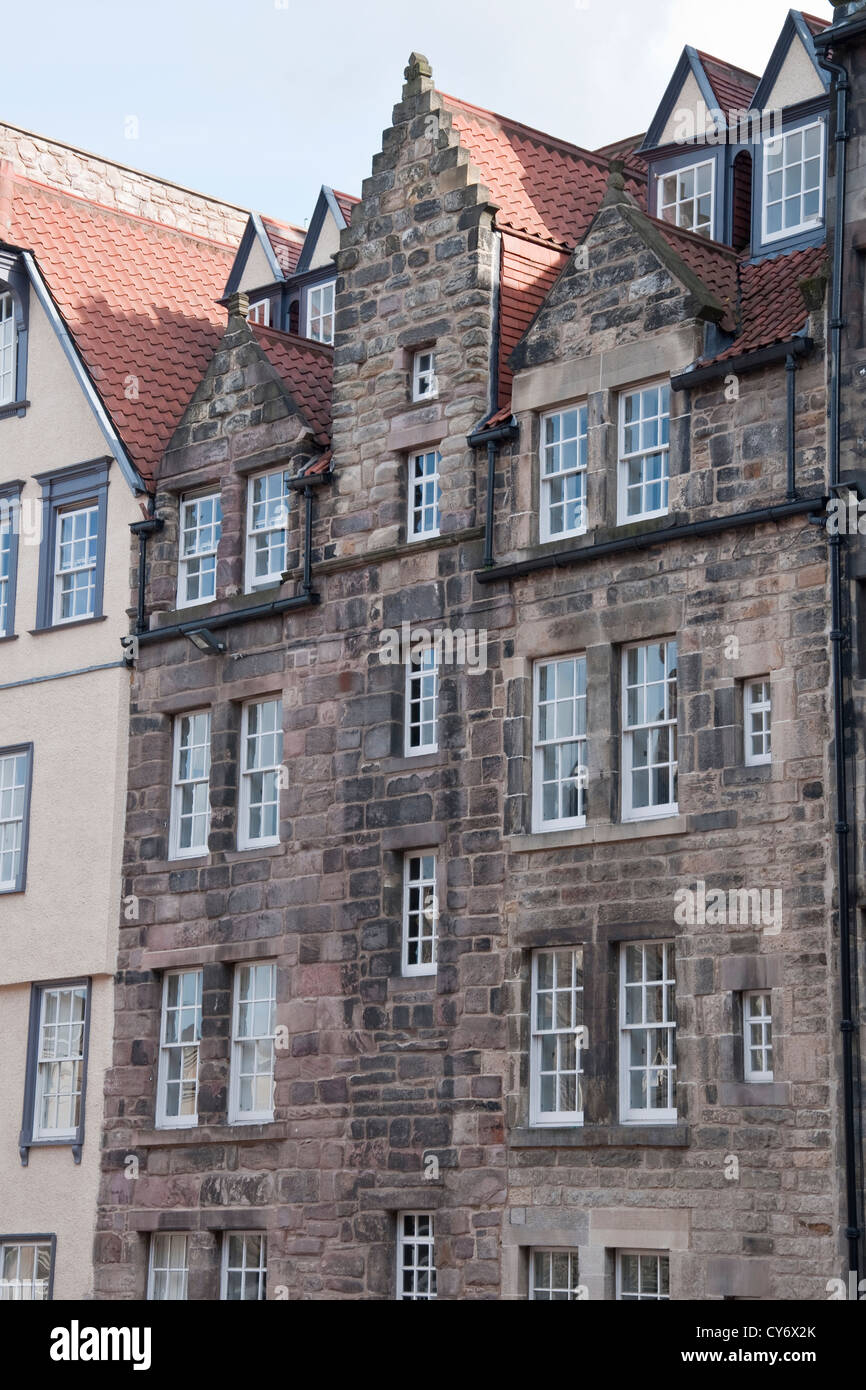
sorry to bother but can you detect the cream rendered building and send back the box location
[0,127,245,1298]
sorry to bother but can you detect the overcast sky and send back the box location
[3,0,835,229]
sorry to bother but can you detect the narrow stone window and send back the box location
[238,698,283,850]
[743,677,771,766]
[0,744,33,893]
[533,654,587,831]
[33,985,87,1140]
[177,490,221,608]
[408,449,441,540]
[169,711,211,859]
[617,382,670,523]
[743,991,773,1082]
[402,852,438,976]
[622,640,678,820]
[405,644,438,755]
[156,969,202,1128]
[540,404,588,542]
[307,280,335,344]
[228,962,276,1124]
[245,469,290,591]
[530,948,584,1126]
[412,349,437,402]
[620,941,677,1123]
[0,291,15,405]
[396,1214,436,1300]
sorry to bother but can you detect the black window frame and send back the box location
[18,977,92,1166]
[33,459,111,632]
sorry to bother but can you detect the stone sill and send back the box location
[128,1121,291,1147]
[287,525,485,580]
[139,939,279,971]
[510,1123,689,1148]
[509,815,687,851]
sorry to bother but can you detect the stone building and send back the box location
[95,7,865,1301]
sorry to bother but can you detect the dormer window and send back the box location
[412,350,437,402]
[307,281,335,345]
[762,122,824,244]
[0,292,15,405]
[247,299,270,327]
[658,161,714,239]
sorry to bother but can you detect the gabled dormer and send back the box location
[221,186,358,344]
[638,11,830,260]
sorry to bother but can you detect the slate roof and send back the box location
[5,170,237,486]
[250,323,333,446]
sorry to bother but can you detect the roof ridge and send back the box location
[260,213,307,238]
[8,170,238,251]
[331,189,360,203]
[645,210,742,261]
[694,50,761,83]
[0,118,248,212]
[251,323,335,355]
[438,90,620,171]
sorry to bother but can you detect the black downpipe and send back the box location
[817,46,862,1288]
[484,442,496,569]
[302,484,314,595]
[786,353,798,501]
[129,511,164,636]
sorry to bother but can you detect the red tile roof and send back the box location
[696,52,760,115]
[261,216,305,276]
[700,243,827,366]
[6,171,236,486]
[802,14,830,36]
[441,93,646,406]
[650,213,740,330]
[333,190,359,227]
[250,323,333,446]
[595,133,649,163]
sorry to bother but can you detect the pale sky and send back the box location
[3,0,835,229]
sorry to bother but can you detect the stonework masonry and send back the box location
[94,50,859,1300]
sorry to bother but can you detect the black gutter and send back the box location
[476,496,822,584]
[670,336,812,392]
[129,514,164,636]
[136,592,319,647]
[816,41,863,1290]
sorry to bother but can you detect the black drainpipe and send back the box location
[786,353,798,501]
[816,43,862,1289]
[288,467,331,597]
[468,418,520,568]
[129,507,164,636]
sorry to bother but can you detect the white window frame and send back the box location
[408,450,441,540]
[743,991,774,1083]
[247,298,270,326]
[0,503,13,638]
[657,159,715,238]
[617,382,671,524]
[0,747,30,893]
[396,1213,436,1300]
[228,962,277,1125]
[221,1232,267,1301]
[405,644,438,756]
[52,503,99,625]
[762,120,825,245]
[402,853,438,976]
[0,291,15,406]
[532,654,587,832]
[622,640,678,822]
[620,941,677,1124]
[147,1233,188,1301]
[529,1248,582,1299]
[307,280,335,344]
[530,948,584,1127]
[616,1250,670,1301]
[33,985,87,1141]
[156,969,202,1129]
[169,711,211,860]
[238,698,283,851]
[412,349,437,402]
[744,677,772,767]
[540,404,588,543]
[245,469,290,591]
[177,490,221,609]
[0,1240,52,1301]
